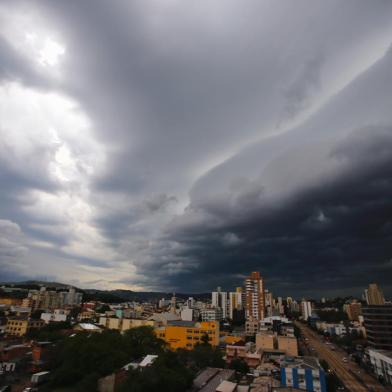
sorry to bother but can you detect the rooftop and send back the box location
[216,380,237,392]
[76,323,102,330]
[196,368,236,392]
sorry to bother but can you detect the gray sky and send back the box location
[1,0,392,296]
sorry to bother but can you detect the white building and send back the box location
[181,308,194,321]
[368,349,392,385]
[41,309,69,324]
[201,307,223,321]
[301,300,313,321]
[212,287,229,319]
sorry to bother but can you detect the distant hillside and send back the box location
[0,280,77,291]
[84,289,210,303]
[1,281,210,303]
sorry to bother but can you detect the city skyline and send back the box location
[1,1,392,296]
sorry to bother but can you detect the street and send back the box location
[295,321,388,392]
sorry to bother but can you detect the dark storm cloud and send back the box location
[1,0,392,293]
[140,127,392,296]
[22,0,392,194]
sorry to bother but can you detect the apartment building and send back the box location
[5,318,45,337]
[155,321,219,350]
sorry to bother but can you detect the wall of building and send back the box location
[155,321,219,350]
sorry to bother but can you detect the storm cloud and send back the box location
[0,0,392,296]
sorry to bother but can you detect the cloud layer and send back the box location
[1,0,392,296]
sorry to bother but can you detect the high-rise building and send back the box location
[244,271,265,321]
[211,287,229,319]
[170,293,177,313]
[345,301,362,321]
[228,289,242,319]
[265,290,273,317]
[301,300,313,321]
[365,284,385,305]
[363,305,392,350]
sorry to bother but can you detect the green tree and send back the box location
[48,327,166,390]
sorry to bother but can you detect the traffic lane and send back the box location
[303,325,385,390]
[303,328,375,390]
[295,322,369,392]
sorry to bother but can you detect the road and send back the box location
[295,321,387,392]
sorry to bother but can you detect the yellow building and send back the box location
[277,336,298,356]
[99,317,155,332]
[224,335,244,345]
[5,318,45,337]
[78,310,97,321]
[155,321,219,350]
[256,333,298,356]
[256,333,275,351]
[0,297,23,306]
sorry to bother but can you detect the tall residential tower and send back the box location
[245,271,265,321]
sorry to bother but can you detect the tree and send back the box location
[229,358,249,375]
[117,351,193,392]
[200,333,210,345]
[48,327,166,390]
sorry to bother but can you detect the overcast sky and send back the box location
[1,0,392,297]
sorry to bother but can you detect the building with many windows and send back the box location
[5,318,45,337]
[211,287,229,319]
[368,348,392,385]
[363,305,392,350]
[301,301,313,321]
[245,272,265,321]
[201,307,223,322]
[155,321,219,350]
[280,357,327,392]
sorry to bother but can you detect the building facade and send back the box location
[155,321,219,350]
[245,272,265,321]
[368,348,392,385]
[5,318,45,337]
[363,305,392,350]
[301,301,313,321]
[365,284,385,305]
[211,287,229,319]
[281,367,326,392]
[345,301,362,321]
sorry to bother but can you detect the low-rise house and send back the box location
[226,342,262,368]
[192,368,236,392]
